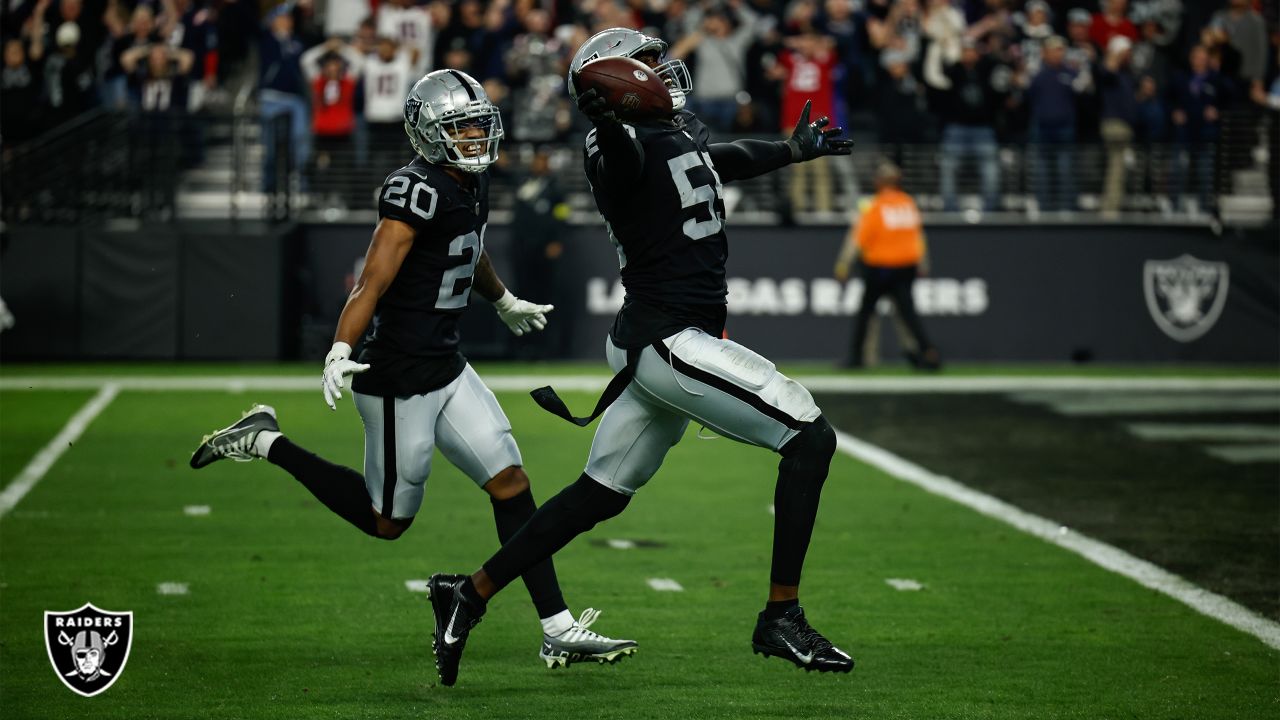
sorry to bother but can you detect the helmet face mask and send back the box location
[405,70,504,173]
[568,28,693,113]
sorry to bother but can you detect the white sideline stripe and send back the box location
[646,578,684,592]
[0,384,120,519]
[183,505,211,516]
[833,429,1280,652]
[1126,423,1280,442]
[1,375,1277,393]
[1204,445,1280,464]
[156,582,189,596]
[885,578,925,591]
[1015,393,1280,416]
[404,580,430,593]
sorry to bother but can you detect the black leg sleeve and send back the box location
[482,474,630,593]
[491,489,568,619]
[267,437,379,537]
[771,417,837,587]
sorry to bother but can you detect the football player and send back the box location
[190,69,634,673]
[427,29,855,685]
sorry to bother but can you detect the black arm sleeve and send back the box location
[589,119,645,192]
[707,139,794,183]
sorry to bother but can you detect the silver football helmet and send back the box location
[567,28,692,111]
[404,69,504,173]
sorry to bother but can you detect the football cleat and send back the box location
[539,608,637,669]
[427,573,485,687]
[189,404,278,469]
[751,605,854,673]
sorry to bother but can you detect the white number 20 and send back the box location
[382,176,438,221]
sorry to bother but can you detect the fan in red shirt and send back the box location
[1090,0,1138,50]
[771,31,838,213]
[309,50,358,206]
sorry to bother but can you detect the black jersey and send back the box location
[584,112,729,348]
[352,156,490,397]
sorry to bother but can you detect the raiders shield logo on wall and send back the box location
[1143,254,1230,343]
[44,603,133,697]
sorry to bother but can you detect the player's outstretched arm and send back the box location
[576,87,645,190]
[322,218,416,409]
[784,99,854,163]
[707,139,793,183]
[474,251,554,337]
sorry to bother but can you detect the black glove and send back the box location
[785,100,854,162]
[575,87,618,125]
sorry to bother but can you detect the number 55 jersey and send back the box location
[353,156,490,397]
[584,112,730,349]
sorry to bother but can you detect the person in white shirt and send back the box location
[358,36,414,169]
[377,0,433,78]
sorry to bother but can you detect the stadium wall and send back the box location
[2,223,1276,363]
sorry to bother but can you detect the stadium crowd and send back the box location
[2,0,1278,213]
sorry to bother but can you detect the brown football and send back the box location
[573,56,674,121]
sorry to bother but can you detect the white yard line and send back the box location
[1126,423,1280,442]
[833,429,1280,652]
[0,384,120,519]
[1204,445,1280,464]
[646,578,684,592]
[1,374,1276,393]
[155,582,189,596]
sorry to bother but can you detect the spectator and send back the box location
[1133,73,1167,201]
[352,17,378,57]
[929,38,1003,212]
[669,0,759,132]
[1249,55,1279,219]
[259,5,309,192]
[1011,0,1052,77]
[377,0,434,77]
[921,0,965,90]
[1097,36,1138,217]
[876,49,931,168]
[1211,0,1267,85]
[105,4,160,111]
[302,38,361,206]
[1026,36,1086,212]
[771,29,838,214]
[42,21,97,127]
[166,0,220,111]
[867,0,921,64]
[1169,44,1226,215]
[504,9,568,142]
[1065,8,1097,68]
[835,162,939,370]
[1089,0,1137,52]
[358,36,413,170]
[322,0,370,39]
[121,42,193,114]
[2,35,44,147]
[1130,16,1174,87]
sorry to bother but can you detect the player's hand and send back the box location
[322,341,370,410]
[494,289,553,337]
[786,100,853,162]
[575,87,618,125]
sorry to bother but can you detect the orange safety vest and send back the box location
[854,189,924,268]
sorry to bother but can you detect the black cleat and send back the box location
[189,404,278,469]
[752,606,854,673]
[427,573,485,686]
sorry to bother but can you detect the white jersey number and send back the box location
[382,176,438,221]
[667,149,725,241]
[436,225,485,310]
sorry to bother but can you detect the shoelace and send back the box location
[558,607,612,643]
[791,614,834,652]
[211,433,255,462]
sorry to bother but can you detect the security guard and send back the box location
[835,162,940,369]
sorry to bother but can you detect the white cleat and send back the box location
[539,608,637,669]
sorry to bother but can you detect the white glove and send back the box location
[493,289,553,337]
[321,341,370,410]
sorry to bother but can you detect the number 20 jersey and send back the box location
[584,113,728,346]
[352,156,490,397]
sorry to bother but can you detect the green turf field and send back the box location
[1,367,1277,719]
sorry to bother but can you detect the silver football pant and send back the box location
[584,329,822,495]
[354,364,522,520]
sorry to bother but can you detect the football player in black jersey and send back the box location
[427,29,855,683]
[190,69,634,678]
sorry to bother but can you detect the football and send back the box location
[573,56,674,121]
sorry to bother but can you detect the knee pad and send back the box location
[781,416,837,462]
